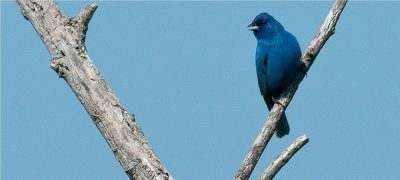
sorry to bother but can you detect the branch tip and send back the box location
[73,4,97,45]
[78,4,98,27]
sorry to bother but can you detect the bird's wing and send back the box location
[264,40,299,95]
[255,43,274,110]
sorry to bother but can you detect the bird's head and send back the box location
[248,13,284,39]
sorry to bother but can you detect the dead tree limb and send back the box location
[235,1,348,179]
[259,135,309,180]
[16,1,172,179]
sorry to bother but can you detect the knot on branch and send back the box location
[329,27,336,36]
[51,56,69,78]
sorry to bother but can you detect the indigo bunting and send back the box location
[248,13,301,138]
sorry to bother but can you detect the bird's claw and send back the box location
[272,97,284,107]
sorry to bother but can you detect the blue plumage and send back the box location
[248,13,301,138]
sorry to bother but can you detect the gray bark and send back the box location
[16,1,172,179]
[259,135,309,180]
[234,1,348,179]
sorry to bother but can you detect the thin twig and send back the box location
[234,1,348,179]
[259,135,309,180]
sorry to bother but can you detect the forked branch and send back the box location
[16,0,172,179]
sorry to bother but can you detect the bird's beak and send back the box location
[248,24,259,31]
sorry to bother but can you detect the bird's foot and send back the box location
[297,62,308,77]
[272,97,284,107]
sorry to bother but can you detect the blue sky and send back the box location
[2,1,400,180]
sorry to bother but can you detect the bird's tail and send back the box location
[275,113,290,138]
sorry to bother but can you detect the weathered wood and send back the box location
[259,135,309,180]
[235,1,348,179]
[16,1,172,179]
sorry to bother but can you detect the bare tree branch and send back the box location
[16,0,172,179]
[235,1,348,179]
[259,135,309,180]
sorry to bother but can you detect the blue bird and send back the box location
[248,13,301,138]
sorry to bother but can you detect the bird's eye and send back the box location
[262,20,267,25]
